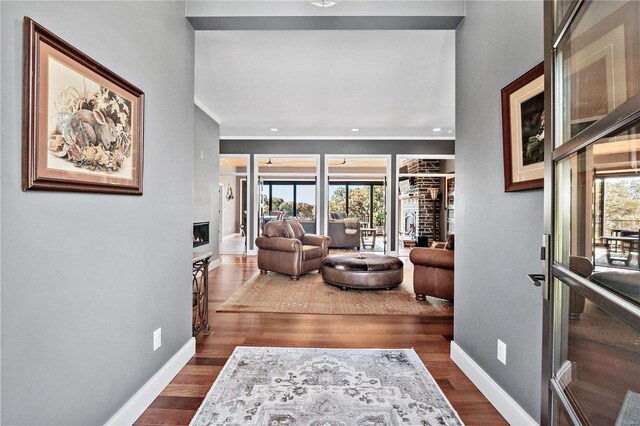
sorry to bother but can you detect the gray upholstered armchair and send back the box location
[256,219,331,280]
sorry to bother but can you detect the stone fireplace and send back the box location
[399,160,441,244]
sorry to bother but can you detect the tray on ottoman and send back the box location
[321,253,404,290]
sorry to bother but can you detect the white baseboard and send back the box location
[247,248,257,256]
[450,341,538,426]
[209,258,221,271]
[105,337,196,426]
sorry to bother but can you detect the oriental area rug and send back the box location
[216,270,453,317]
[190,347,464,426]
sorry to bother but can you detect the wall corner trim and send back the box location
[450,341,539,426]
[194,97,221,124]
[105,337,196,426]
[209,258,221,271]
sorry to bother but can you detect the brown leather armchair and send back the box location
[256,219,331,281]
[410,239,454,301]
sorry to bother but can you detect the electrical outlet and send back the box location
[153,328,162,351]
[497,339,507,365]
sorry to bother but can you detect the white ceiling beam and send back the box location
[186,0,465,30]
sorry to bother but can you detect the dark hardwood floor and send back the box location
[135,255,507,425]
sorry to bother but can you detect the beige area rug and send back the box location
[217,269,453,316]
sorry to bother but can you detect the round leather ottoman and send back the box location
[321,253,404,290]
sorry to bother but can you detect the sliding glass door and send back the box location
[260,180,317,232]
[326,156,390,254]
[256,156,320,235]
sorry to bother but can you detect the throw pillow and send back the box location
[445,234,455,250]
[287,219,306,240]
[263,220,295,239]
[262,221,280,238]
[281,220,296,238]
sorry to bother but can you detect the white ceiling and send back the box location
[195,30,455,139]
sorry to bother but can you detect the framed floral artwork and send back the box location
[23,17,144,195]
[501,62,544,192]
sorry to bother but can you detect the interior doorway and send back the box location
[255,155,320,237]
[219,155,249,255]
[325,155,390,254]
[396,156,455,257]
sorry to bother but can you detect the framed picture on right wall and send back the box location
[501,62,544,192]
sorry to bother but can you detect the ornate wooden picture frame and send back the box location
[23,17,144,195]
[501,62,544,192]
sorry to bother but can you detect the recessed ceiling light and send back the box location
[433,128,441,132]
[270,128,278,132]
[351,128,360,132]
[309,0,340,7]
[448,130,453,134]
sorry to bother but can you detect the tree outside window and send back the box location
[604,177,640,233]
[262,181,316,220]
[329,185,346,214]
[328,182,385,227]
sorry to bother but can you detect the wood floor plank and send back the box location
[135,255,507,425]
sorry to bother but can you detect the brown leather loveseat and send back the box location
[409,236,454,301]
[256,219,331,281]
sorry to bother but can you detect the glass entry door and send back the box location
[542,2,640,424]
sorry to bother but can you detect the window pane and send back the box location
[372,185,385,227]
[270,185,294,218]
[552,395,573,426]
[555,121,640,304]
[556,1,640,146]
[296,184,315,220]
[329,184,346,214]
[348,185,371,226]
[260,184,269,216]
[553,281,640,425]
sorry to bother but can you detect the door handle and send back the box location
[527,274,546,287]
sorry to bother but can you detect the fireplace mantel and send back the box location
[399,193,418,200]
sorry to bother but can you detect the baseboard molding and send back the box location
[209,258,221,271]
[247,248,257,256]
[450,341,538,426]
[105,337,196,426]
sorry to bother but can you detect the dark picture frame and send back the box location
[501,62,544,192]
[23,17,144,195]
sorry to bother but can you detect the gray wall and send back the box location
[194,106,220,258]
[1,2,195,424]
[454,0,543,420]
